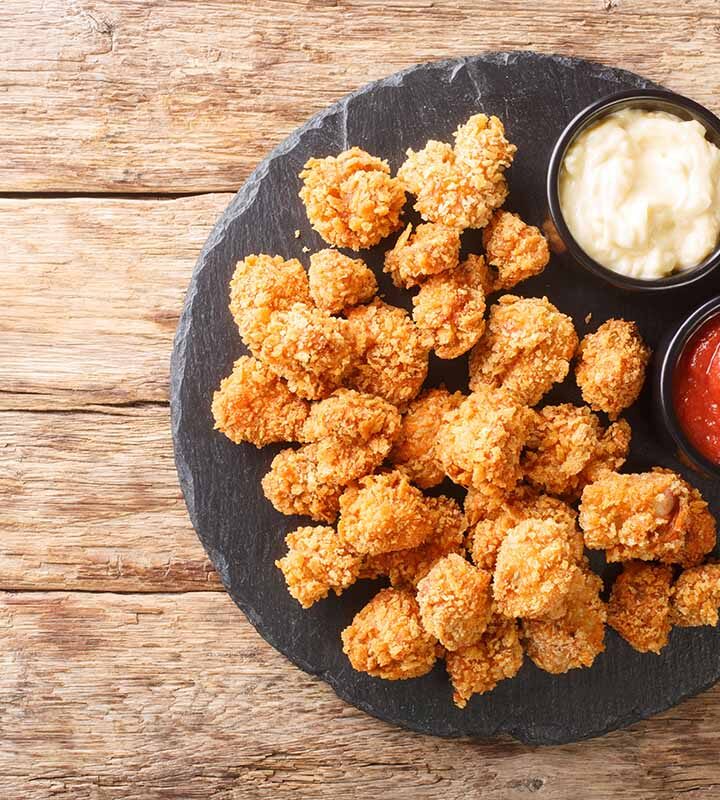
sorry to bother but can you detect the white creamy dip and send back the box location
[559,108,720,279]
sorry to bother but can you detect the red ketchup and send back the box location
[674,314,720,465]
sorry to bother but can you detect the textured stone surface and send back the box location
[170,52,720,744]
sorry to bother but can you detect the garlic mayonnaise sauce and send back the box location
[559,108,720,280]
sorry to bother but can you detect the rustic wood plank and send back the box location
[1,0,719,192]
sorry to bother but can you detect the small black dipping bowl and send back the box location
[547,89,720,292]
[654,295,720,479]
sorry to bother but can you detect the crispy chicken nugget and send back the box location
[389,387,465,489]
[275,525,362,608]
[482,210,550,291]
[445,614,523,708]
[212,356,310,447]
[607,561,673,653]
[341,588,437,679]
[576,320,651,419]
[344,299,430,406]
[671,564,720,627]
[468,295,578,407]
[308,249,377,314]
[453,114,517,172]
[299,147,406,250]
[417,554,493,651]
[383,222,461,288]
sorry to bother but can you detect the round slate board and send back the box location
[170,51,720,744]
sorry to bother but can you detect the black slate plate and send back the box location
[170,51,720,745]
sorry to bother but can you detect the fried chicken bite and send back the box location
[575,320,651,419]
[468,295,578,407]
[482,210,550,291]
[521,404,631,500]
[212,356,310,447]
[308,249,377,314]
[445,614,524,708]
[607,561,673,653]
[417,554,493,651]
[341,588,437,679]
[344,299,430,406]
[383,223,460,289]
[671,564,720,627]
[299,147,406,249]
[579,470,716,566]
[389,387,465,488]
[275,525,362,608]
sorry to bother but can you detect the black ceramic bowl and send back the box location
[654,295,720,479]
[547,89,720,292]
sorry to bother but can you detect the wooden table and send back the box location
[3,2,720,797]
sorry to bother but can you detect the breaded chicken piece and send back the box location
[607,561,673,653]
[522,566,606,673]
[338,470,435,555]
[398,115,516,229]
[212,356,309,447]
[412,255,487,359]
[417,554,493,651]
[344,299,430,406]
[579,470,716,566]
[299,147,406,250]
[494,518,581,619]
[576,320,651,419]
[437,387,533,492]
[671,564,720,627]
[341,588,437,679]
[461,253,497,295]
[307,249,377,314]
[275,525,362,608]
[482,210,550,291]
[261,444,343,523]
[255,303,355,400]
[522,405,631,500]
[468,295,578,407]
[389,388,465,488]
[445,614,523,708]
[384,222,461,289]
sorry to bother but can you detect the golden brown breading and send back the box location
[522,567,606,673]
[579,470,716,566]
[607,561,673,653]
[671,564,720,627]
[417,554,493,651]
[344,299,430,406]
[575,320,651,419]
[307,249,377,314]
[453,114,517,172]
[383,222,461,288]
[461,253,497,295]
[299,148,406,249]
[341,588,437,679]
[212,356,310,447]
[445,614,523,708]
[468,295,578,407]
[275,526,362,608]
[389,388,465,488]
[522,404,631,500]
[482,210,550,290]
[254,303,355,400]
[412,255,487,359]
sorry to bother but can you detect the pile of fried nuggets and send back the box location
[211,114,719,708]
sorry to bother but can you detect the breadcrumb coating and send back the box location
[389,387,465,488]
[384,223,460,288]
[607,561,673,653]
[212,356,309,447]
[275,526,362,608]
[468,295,578,407]
[341,588,437,679]
[461,253,497,295]
[299,147,406,249]
[344,299,430,406]
[482,210,550,290]
[308,249,377,313]
[671,564,720,627]
[453,114,517,172]
[576,320,651,419]
[417,554,493,651]
[445,614,523,708]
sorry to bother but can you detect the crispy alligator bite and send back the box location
[383,222,460,288]
[308,249,377,313]
[482,209,550,291]
[671,563,720,627]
